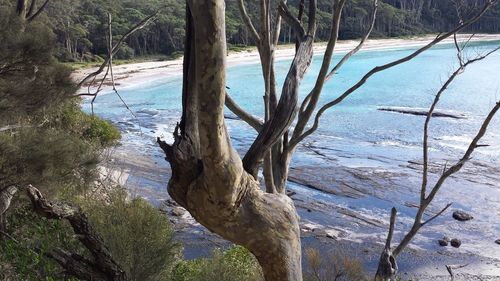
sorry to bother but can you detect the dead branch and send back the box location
[371,35,500,280]
[290,0,498,148]
[26,0,50,22]
[225,92,263,131]
[326,0,378,82]
[76,11,159,89]
[278,1,305,39]
[446,263,469,281]
[25,185,128,281]
[238,0,260,43]
[374,207,398,281]
[300,0,378,115]
[391,47,500,257]
[242,0,317,176]
[420,45,499,206]
[422,203,452,226]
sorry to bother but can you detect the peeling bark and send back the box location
[25,185,128,281]
[160,1,303,280]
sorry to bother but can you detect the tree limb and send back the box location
[25,185,128,281]
[291,0,347,150]
[290,0,498,148]
[242,0,317,176]
[422,203,452,226]
[301,0,378,115]
[26,0,50,22]
[76,11,159,89]
[325,0,378,82]
[225,92,263,131]
[237,0,261,43]
[420,45,499,204]
[278,1,305,40]
[374,207,398,281]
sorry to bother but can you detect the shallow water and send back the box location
[83,41,500,270]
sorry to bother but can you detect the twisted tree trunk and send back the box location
[158,1,304,280]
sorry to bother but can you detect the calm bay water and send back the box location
[83,41,500,268]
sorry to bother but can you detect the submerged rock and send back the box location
[452,210,473,221]
[438,237,450,246]
[171,207,186,217]
[450,238,462,248]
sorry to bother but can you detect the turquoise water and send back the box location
[83,41,500,262]
[84,41,500,163]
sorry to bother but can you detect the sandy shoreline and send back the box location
[73,34,500,94]
[90,34,500,279]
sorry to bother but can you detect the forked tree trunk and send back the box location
[159,1,303,280]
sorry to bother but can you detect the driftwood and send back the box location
[0,186,18,237]
[25,185,128,281]
[378,107,466,119]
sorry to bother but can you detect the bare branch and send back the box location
[325,0,378,82]
[388,41,500,260]
[238,0,261,43]
[76,11,159,89]
[375,207,398,281]
[278,1,305,39]
[385,207,397,249]
[425,100,500,205]
[242,0,317,176]
[290,0,347,150]
[422,203,452,226]
[25,185,128,280]
[299,0,377,117]
[291,1,498,148]
[26,0,49,22]
[225,92,263,131]
[26,0,36,17]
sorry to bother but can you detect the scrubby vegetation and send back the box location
[172,246,264,281]
[303,247,367,281]
[2,0,499,62]
[82,191,182,281]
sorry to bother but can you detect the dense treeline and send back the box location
[22,0,499,61]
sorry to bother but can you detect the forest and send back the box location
[6,0,500,61]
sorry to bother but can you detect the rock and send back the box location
[450,238,461,248]
[171,207,186,217]
[324,229,341,239]
[495,239,500,245]
[452,210,473,221]
[438,237,449,246]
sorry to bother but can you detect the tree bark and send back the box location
[159,1,303,280]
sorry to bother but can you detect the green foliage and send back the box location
[82,190,182,281]
[172,246,263,281]
[0,8,75,122]
[0,204,80,281]
[83,116,121,146]
[28,0,500,61]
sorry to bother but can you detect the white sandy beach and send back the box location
[73,34,500,94]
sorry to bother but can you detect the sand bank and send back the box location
[73,34,500,94]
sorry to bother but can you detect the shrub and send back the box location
[83,116,121,146]
[0,204,80,281]
[83,191,182,281]
[172,246,263,281]
[303,247,368,281]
